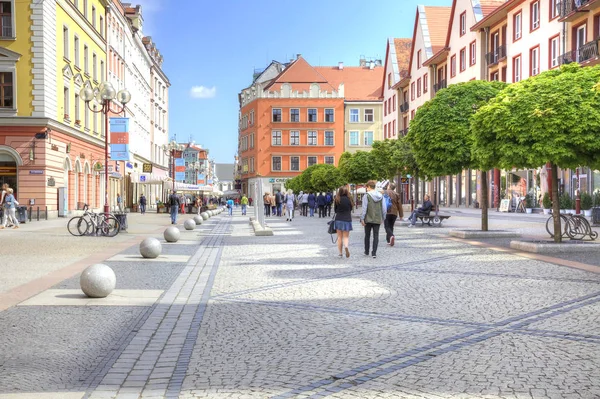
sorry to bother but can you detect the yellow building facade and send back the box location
[343,102,384,153]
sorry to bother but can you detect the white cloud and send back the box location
[190,86,217,99]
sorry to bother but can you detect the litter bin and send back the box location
[114,213,127,231]
[16,206,27,224]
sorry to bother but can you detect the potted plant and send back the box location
[75,119,81,125]
[542,192,552,215]
[525,193,534,214]
[156,201,166,213]
[580,192,593,217]
[559,192,572,214]
[64,113,70,120]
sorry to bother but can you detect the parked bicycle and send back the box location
[545,212,598,241]
[67,204,120,237]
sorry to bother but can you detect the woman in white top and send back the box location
[285,189,295,221]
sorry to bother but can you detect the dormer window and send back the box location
[460,12,466,36]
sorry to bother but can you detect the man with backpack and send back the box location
[360,180,386,259]
[168,190,181,224]
[383,183,403,246]
[325,192,333,216]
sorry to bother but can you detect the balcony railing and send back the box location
[485,45,507,66]
[399,128,409,136]
[559,0,591,18]
[400,102,409,113]
[559,40,599,65]
[433,80,447,93]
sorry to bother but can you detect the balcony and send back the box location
[433,80,447,93]
[399,128,409,136]
[485,45,507,66]
[400,102,409,113]
[559,0,591,21]
[559,40,600,65]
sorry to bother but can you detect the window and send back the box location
[393,120,396,136]
[576,24,587,62]
[290,108,299,122]
[290,131,299,145]
[384,100,387,116]
[514,12,522,41]
[423,74,428,94]
[349,131,359,146]
[451,55,456,77]
[513,55,521,82]
[63,26,69,59]
[73,36,79,67]
[469,41,476,66]
[272,156,282,171]
[363,131,374,146]
[325,131,334,146]
[250,157,255,172]
[308,156,317,167]
[460,48,466,72]
[417,78,422,97]
[84,45,88,74]
[0,72,12,108]
[491,71,499,81]
[63,87,69,118]
[550,0,559,19]
[92,53,97,80]
[308,108,317,122]
[388,73,392,88]
[393,95,396,111]
[91,6,96,28]
[531,1,540,31]
[272,108,282,122]
[272,131,282,145]
[411,82,415,100]
[83,0,88,17]
[549,35,560,68]
[0,1,13,38]
[364,109,374,122]
[308,131,317,145]
[250,133,254,148]
[349,108,359,122]
[100,60,105,81]
[290,156,300,171]
[99,15,104,36]
[417,50,421,68]
[75,93,80,122]
[325,156,334,165]
[530,46,540,76]
[325,108,334,122]
[384,124,388,139]
[460,12,466,36]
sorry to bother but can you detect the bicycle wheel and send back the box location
[67,217,89,236]
[99,216,120,237]
[545,214,567,238]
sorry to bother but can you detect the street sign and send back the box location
[140,175,146,182]
[142,163,153,173]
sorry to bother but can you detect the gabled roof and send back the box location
[407,5,452,76]
[263,56,336,92]
[446,0,507,41]
[316,66,384,101]
[381,38,412,96]
[471,0,519,31]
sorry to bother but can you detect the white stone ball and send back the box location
[184,219,196,230]
[164,226,180,242]
[140,237,162,258]
[193,215,203,225]
[201,212,209,220]
[80,264,116,298]
[209,210,214,216]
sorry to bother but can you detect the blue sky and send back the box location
[137,0,450,163]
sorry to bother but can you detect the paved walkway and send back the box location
[0,207,599,398]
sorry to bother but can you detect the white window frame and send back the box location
[308,131,317,146]
[349,131,359,146]
[470,42,476,65]
[460,12,466,35]
[324,156,334,165]
[84,45,89,75]
[364,108,374,122]
[74,35,79,68]
[63,26,69,59]
[324,131,334,146]
[349,108,359,123]
[0,0,15,38]
[290,108,300,122]
[92,53,97,81]
[551,0,559,19]
[271,130,282,146]
[576,25,587,62]
[290,130,300,145]
[250,133,254,148]
[272,108,282,122]
[74,93,80,122]
[530,47,539,76]
[307,156,317,167]
[91,5,96,29]
[363,131,374,146]
[272,156,282,171]
[290,156,300,171]
[514,12,522,40]
[532,2,540,30]
[63,86,69,119]
[324,108,334,122]
[83,0,88,17]
[99,15,104,37]
[513,56,521,82]
[550,36,559,68]
[307,108,317,122]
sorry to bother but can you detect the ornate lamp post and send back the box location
[163,140,184,192]
[80,82,131,216]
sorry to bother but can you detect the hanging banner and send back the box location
[207,179,213,185]
[109,117,130,161]
[197,173,205,185]
[174,158,185,181]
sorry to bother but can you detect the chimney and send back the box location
[369,61,375,70]
[296,53,302,59]
[338,62,344,70]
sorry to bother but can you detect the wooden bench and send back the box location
[416,213,451,227]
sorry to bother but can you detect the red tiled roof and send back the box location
[394,38,412,75]
[316,66,384,101]
[424,6,452,53]
[479,0,508,17]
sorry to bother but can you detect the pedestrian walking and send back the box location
[384,183,403,246]
[326,192,333,217]
[360,180,386,258]
[317,192,327,218]
[139,194,147,214]
[2,188,19,229]
[284,189,296,221]
[168,190,181,224]
[0,183,10,228]
[248,197,253,206]
[308,192,316,217]
[227,198,234,216]
[269,193,276,216]
[116,193,123,212]
[275,190,283,217]
[263,192,271,217]
[241,194,248,215]
[301,192,309,216]
[334,186,354,258]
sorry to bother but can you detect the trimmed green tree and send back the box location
[310,164,344,193]
[406,80,507,231]
[338,151,378,185]
[471,64,600,242]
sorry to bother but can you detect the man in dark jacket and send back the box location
[275,190,283,217]
[384,183,403,246]
[169,190,181,224]
[316,192,327,218]
[408,194,433,227]
[360,180,386,258]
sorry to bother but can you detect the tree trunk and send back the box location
[480,170,488,231]
[551,163,562,243]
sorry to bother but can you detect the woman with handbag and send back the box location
[333,185,353,257]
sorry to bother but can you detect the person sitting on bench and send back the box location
[408,194,433,228]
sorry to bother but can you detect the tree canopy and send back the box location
[338,151,378,185]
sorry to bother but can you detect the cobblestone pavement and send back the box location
[0,207,599,399]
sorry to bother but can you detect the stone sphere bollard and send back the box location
[140,237,162,258]
[80,264,116,298]
[193,215,203,225]
[164,226,180,242]
[209,210,214,216]
[201,212,209,220]
[184,219,196,230]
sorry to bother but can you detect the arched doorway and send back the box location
[0,146,23,195]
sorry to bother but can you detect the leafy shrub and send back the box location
[580,192,593,210]
[559,192,572,210]
[542,192,552,209]
[525,193,534,208]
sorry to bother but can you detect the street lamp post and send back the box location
[80,82,131,216]
[164,140,184,192]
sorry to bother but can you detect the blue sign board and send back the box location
[109,117,130,161]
